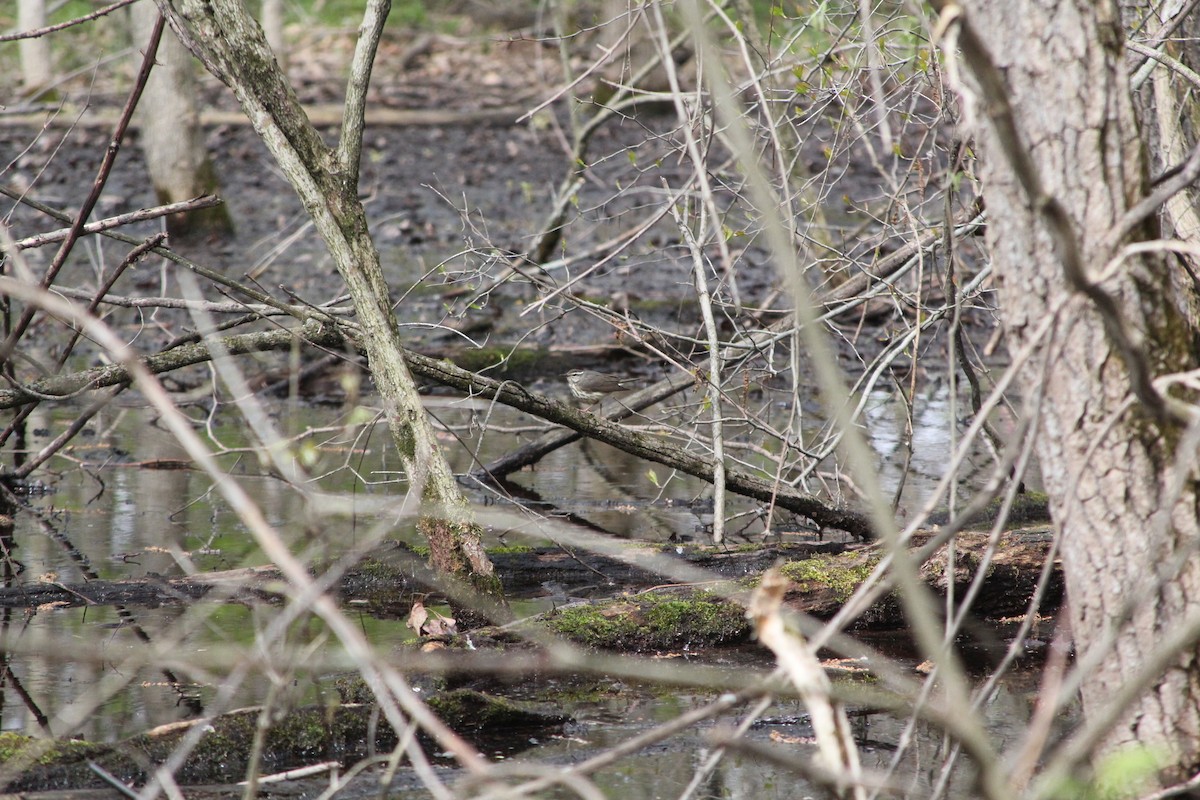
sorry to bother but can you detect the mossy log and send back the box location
[524,530,1061,650]
[0,541,853,613]
[781,528,1061,626]
[0,533,1060,635]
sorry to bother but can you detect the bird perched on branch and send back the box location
[565,369,638,406]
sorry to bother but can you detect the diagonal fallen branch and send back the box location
[0,319,344,409]
[0,312,874,537]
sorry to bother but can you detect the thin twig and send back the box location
[0,13,165,359]
[11,195,222,250]
[0,0,140,42]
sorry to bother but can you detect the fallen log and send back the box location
[526,529,1062,651]
[0,532,1059,632]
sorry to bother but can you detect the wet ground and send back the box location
[4,22,961,372]
[0,22,1023,798]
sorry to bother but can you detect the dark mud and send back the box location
[2,26,961,382]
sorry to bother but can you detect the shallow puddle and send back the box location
[0,377,1042,797]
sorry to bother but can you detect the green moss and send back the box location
[545,591,749,651]
[780,555,879,601]
[173,713,260,774]
[548,603,635,646]
[519,678,624,706]
[334,675,373,704]
[470,572,504,597]
[487,544,534,555]
[0,732,100,765]
[354,557,408,581]
[0,732,33,762]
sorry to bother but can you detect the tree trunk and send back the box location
[948,0,1200,783]
[17,0,52,95]
[129,4,233,239]
[154,0,497,597]
[1124,0,1200,297]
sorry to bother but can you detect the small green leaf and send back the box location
[347,404,374,426]
[647,469,660,487]
[298,440,320,468]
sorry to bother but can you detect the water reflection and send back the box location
[864,379,1034,515]
[383,667,1061,800]
[0,381,1034,761]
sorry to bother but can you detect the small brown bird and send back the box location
[565,369,638,405]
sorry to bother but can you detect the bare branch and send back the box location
[11,195,223,250]
[337,0,389,183]
[0,0,139,42]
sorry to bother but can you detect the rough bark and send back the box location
[951,0,1200,782]
[129,4,232,238]
[154,0,495,590]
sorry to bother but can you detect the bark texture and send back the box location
[959,0,1200,780]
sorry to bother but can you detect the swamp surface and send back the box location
[0,19,1053,799]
